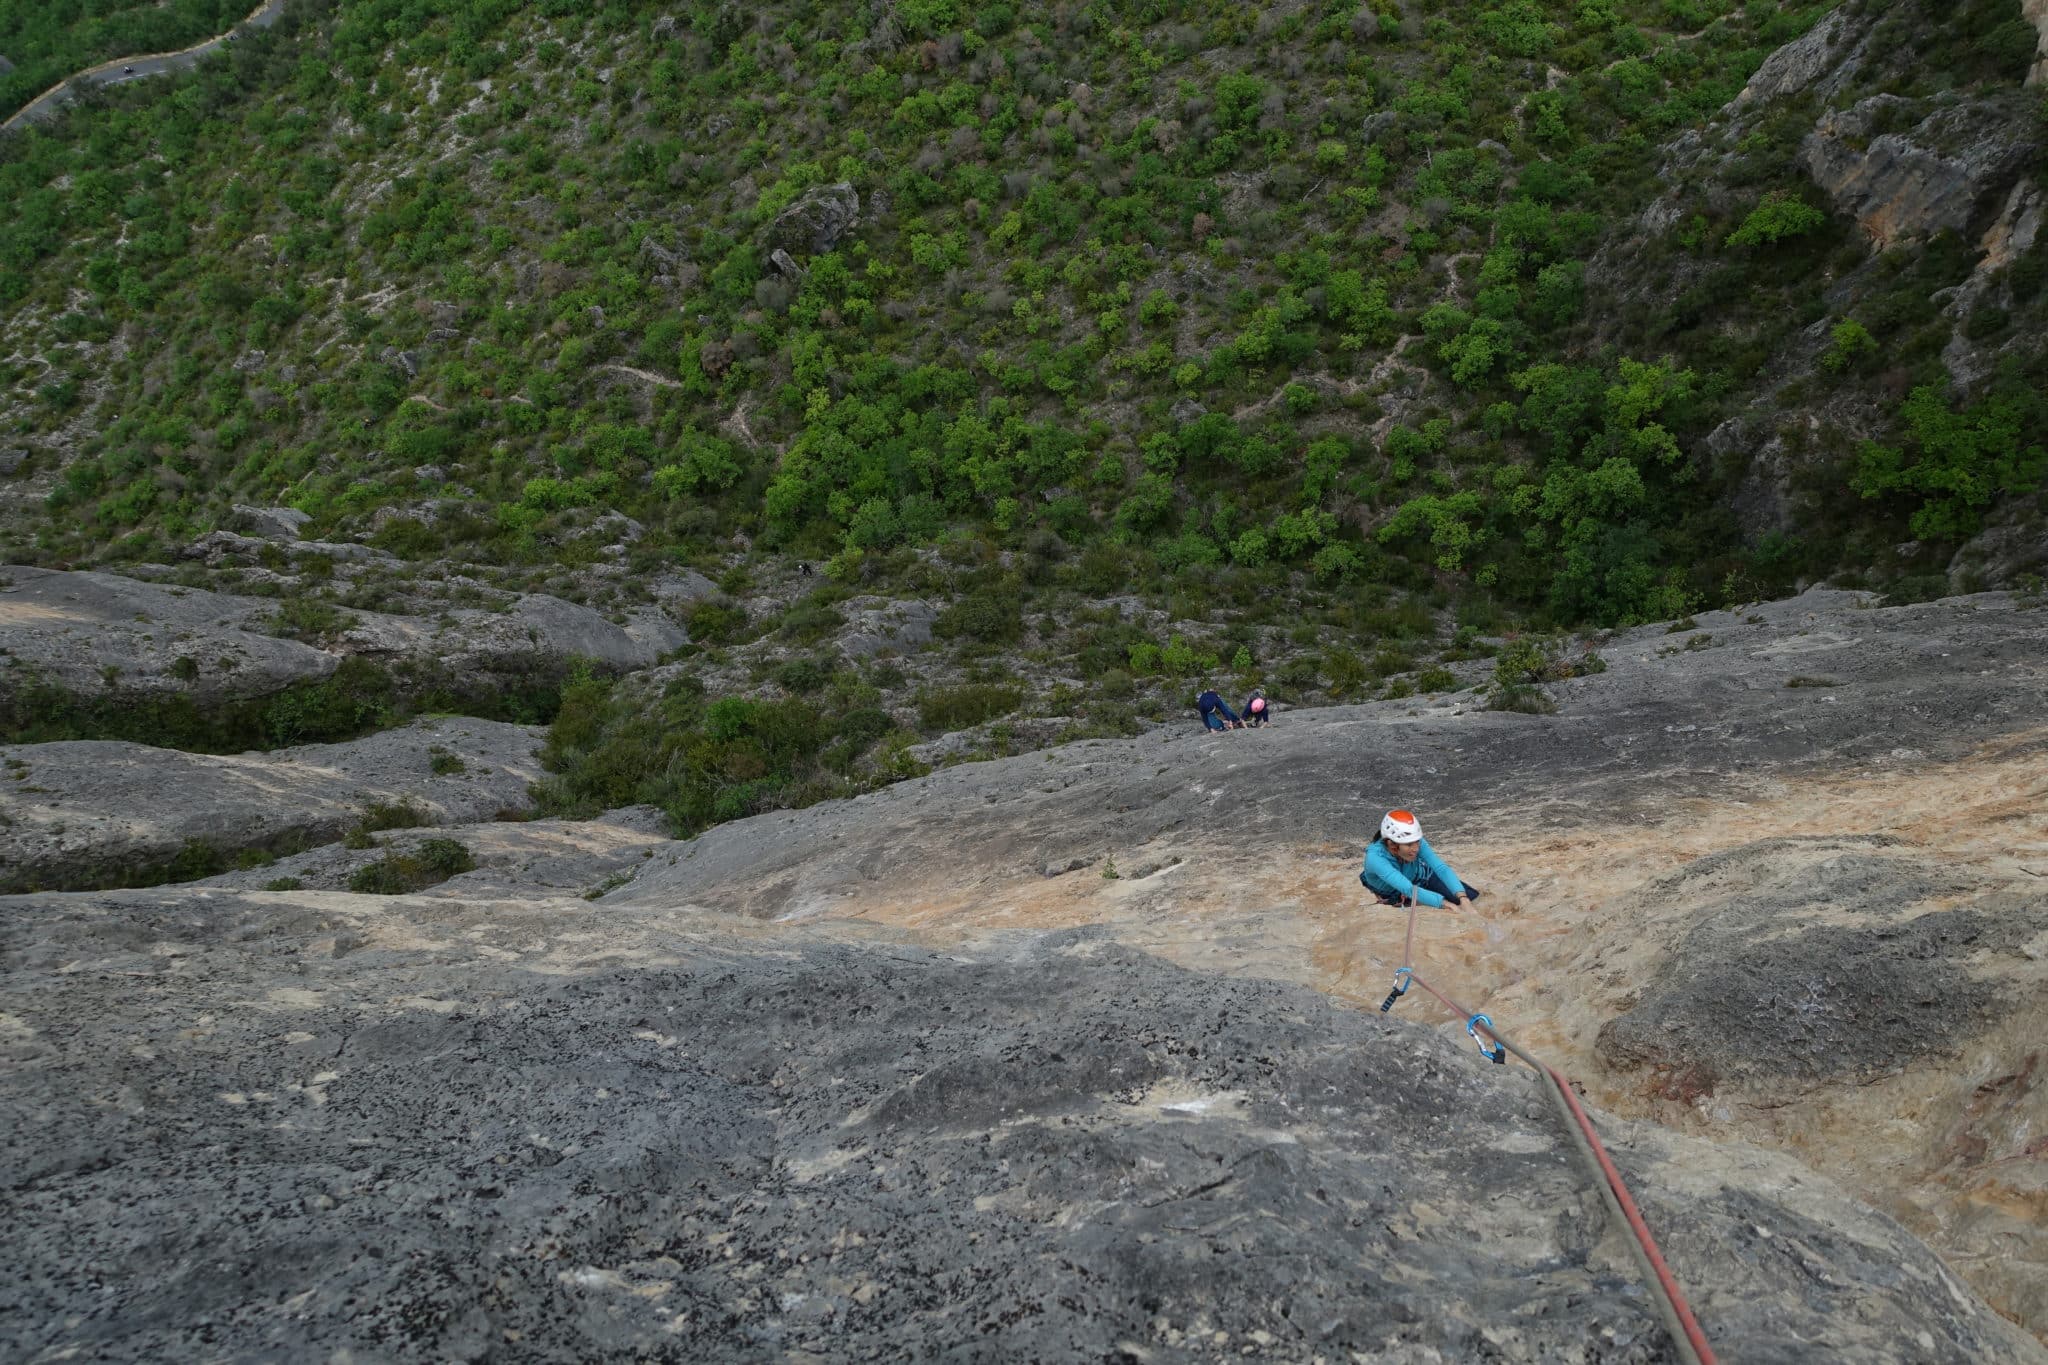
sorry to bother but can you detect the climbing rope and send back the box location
[1378,903,1717,1365]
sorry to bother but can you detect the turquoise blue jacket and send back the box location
[1361,837,1465,907]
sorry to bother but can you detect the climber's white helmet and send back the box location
[1380,809,1422,844]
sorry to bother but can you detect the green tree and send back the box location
[1852,385,2048,541]
[1821,319,1877,373]
[1726,192,1827,248]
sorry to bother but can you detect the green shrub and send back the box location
[775,657,836,693]
[1325,648,1369,696]
[346,838,476,895]
[1820,319,1876,373]
[1276,655,1321,690]
[355,798,428,834]
[1852,384,2047,541]
[1964,306,2010,341]
[1493,639,1549,687]
[917,683,1023,732]
[533,669,902,838]
[934,590,1023,643]
[166,838,226,882]
[416,837,476,876]
[1490,634,1597,712]
[1726,192,1827,248]
[1881,573,1952,606]
[776,598,846,644]
[1486,684,1558,714]
[266,597,354,644]
[685,597,750,644]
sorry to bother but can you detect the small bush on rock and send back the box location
[347,838,476,895]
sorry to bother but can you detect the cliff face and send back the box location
[3,891,2042,1364]
[1800,93,2042,252]
[6,586,2048,1358]
[1593,0,2048,551]
[1675,1,2043,258]
[2027,0,2048,85]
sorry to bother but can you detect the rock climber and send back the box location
[1195,687,1243,731]
[1242,687,1271,727]
[1361,809,1481,908]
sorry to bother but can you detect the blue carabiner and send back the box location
[1379,967,1412,1014]
[1467,1013,1507,1065]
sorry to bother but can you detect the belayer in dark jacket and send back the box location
[1196,689,1242,731]
[1242,688,1271,726]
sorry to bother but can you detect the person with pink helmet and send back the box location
[1241,687,1271,727]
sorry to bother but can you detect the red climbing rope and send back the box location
[1381,905,1718,1365]
[1542,1054,1717,1364]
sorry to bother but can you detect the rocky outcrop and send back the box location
[333,590,684,675]
[765,181,861,255]
[1594,834,2048,1085]
[612,587,2048,919]
[1,565,341,705]
[1555,825,2048,1334]
[1728,6,1869,108]
[0,566,686,710]
[833,594,937,658]
[590,584,2048,1338]
[1979,180,2046,274]
[180,530,400,567]
[0,716,542,892]
[2,894,2041,1362]
[2029,0,2048,86]
[227,503,309,541]
[5,587,2048,1353]
[1650,8,2042,258]
[1802,93,2044,250]
[196,804,670,898]
[1948,509,2048,586]
[1593,0,2048,549]
[1943,178,2048,386]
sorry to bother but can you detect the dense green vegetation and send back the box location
[0,0,250,120]
[1,0,2044,836]
[531,661,927,834]
[4,0,2042,612]
[0,655,564,750]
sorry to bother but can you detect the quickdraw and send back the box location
[1379,967,1412,1013]
[1466,1013,1507,1065]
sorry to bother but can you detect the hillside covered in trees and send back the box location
[1,0,2045,832]
[0,0,257,119]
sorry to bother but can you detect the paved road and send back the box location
[1,0,286,133]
